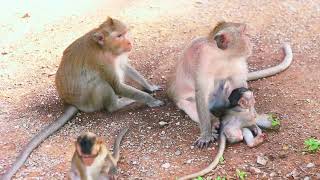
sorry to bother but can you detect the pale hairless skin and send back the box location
[2,17,163,179]
[178,87,274,180]
[168,21,293,148]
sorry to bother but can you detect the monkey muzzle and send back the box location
[79,153,98,166]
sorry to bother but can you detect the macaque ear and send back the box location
[106,16,114,25]
[214,33,229,50]
[92,32,105,46]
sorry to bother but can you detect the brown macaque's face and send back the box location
[110,30,132,53]
[76,133,102,166]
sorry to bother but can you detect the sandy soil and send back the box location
[0,0,319,179]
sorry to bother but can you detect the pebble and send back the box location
[249,166,261,174]
[186,159,193,164]
[174,150,181,156]
[286,169,300,179]
[257,155,268,166]
[161,163,170,169]
[270,172,276,177]
[159,121,168,127]
[316,173,320,179]
[306,163,315,168]
[304,177,311,180]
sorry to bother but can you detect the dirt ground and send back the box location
[0,0,319,179]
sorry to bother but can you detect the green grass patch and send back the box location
[304,137,320,153]
[236,169,247,180]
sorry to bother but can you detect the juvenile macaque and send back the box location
[178,88,272,180]
[69,128,128,180]
[168,21,293,148]
[2,17,163,179]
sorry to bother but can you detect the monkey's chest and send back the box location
[114,55,128,82]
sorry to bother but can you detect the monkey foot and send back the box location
[143,85,163,94]
[194,135,216,148]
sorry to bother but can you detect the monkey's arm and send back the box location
[242,126,265,148]
[114,82,163,107]
[256,114,272,129]
[194,75,216,148]
[125,64,161,93]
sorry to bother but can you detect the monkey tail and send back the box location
[112,127,129,162]
[247,43,293,81]
[2,105,78,180]
[178,135,227,180]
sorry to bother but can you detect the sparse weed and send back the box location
[236,169,247,180]
[304,137,320,153]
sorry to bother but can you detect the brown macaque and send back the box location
[179,88,272,180]
[2,17,163,179]
[69,128,128,180]
[167,21,293,148]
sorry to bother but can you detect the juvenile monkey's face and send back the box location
[76,132,103,166]
[239,91,255,109]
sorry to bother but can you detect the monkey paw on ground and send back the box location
[194,134,217,148]
[143,85,163,94]
[147,99,164,107]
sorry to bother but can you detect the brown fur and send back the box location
[2,17,162,180]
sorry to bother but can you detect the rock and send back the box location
[161,163,170,169]
[270,172,276,177]
[186,159,193,164]
[316,173,320,179]
[257,155,268,166]
[304,176,311,180]
[306,163,315,168]
[159,121,168,127]
[174,150,181,156]
[286,169,300,179]
[249,166,261,174]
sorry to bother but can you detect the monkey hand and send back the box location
[146,99,164,107]
[143,85,163,94]
[194,134,216,148]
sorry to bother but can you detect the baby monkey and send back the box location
[69,128,128,180]
[179,86,272,180]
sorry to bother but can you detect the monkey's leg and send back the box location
[115,83,163,107]
[225,127,243,144]
[242,127,265,148]
[256,114,272,129]
[125,64,161,93]
[176,99,199,123]
[94,82,135,112]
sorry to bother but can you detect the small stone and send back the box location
[186,159,193,164]
[316,173,320,179]
[306,163,315,168]
[286,169,300,179]
[304,176,311,180]
[257,155,268,166]
[132,161,138,165]
[270,172,276,177]
[159,121,168,127]
[175,150,181,156]
[175,122,180,126]
[161,163,170,169]
[249,167,261,174]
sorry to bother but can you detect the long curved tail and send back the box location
[112,127,128,162]
[247,43,293,81]
[178,135,226,180]
[2,105,78,180]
